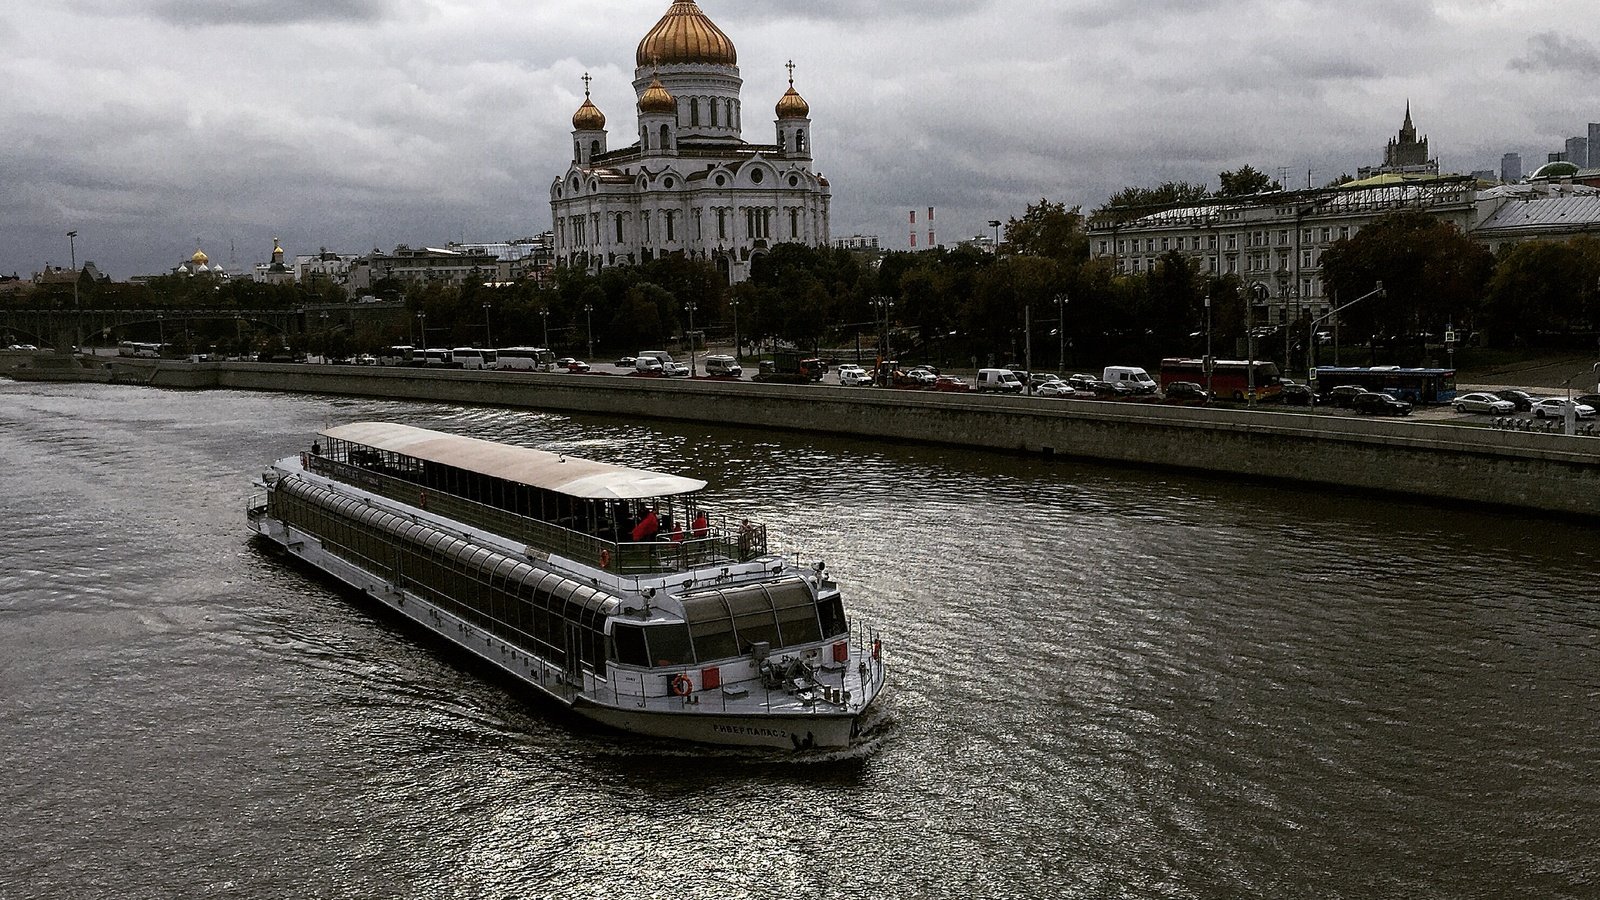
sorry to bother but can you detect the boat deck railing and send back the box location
[302,454,767,576]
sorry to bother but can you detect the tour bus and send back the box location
[417,348,455,368]
[379,345,415,366]
[1159,357,1282,402]
[1312,366,1457,404]
[495,346,557,371]
[451,347,496,370]
[118,341,163,358]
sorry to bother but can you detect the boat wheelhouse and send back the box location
[247,422,886,750]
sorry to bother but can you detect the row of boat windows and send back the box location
[610,591,846,669]
[271,487,613,676]
[323,439,655,542]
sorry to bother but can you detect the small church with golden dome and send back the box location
[549,0,831,283]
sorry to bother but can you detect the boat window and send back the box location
[775,599,822,645]
[818,594,847,638]
[682,595,739,661]
[646,623,695,666]
[725,587,780,651]
[612,624,649,666]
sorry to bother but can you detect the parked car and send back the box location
[1160,381,1206,404]
[1529,397,1596,419]
[904,366,937,386]
[1351,392,1413,416]
[614,356,636,368]
[1066,373,1105,393]
[1327,384,1370,408]
[1034,380,1075,398]
[1575,394,1600,410]
[933,375,973,392]
[837,364,871,386]
[975,368,1025,393]
[354,353,378,366]
[1280,382,1315,406]
[1454,391,1516,414]
[663,361,691,377]
[1492,389,1536,412]
[1030,373,1065,389]
[565,359,591,373]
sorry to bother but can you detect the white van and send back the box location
[976,368,1024,393]
[1102,366,1158,394]
[704,354,741,377]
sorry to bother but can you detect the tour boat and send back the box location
[246,422,886,750]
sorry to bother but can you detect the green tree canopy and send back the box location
[1217,165,1283,198]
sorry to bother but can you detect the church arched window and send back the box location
[615,214,624,243]
[660,124,671,150]
[797,131,806,154]
[591,139,600,158]
[710,101,718,127]
[690,98,699,126]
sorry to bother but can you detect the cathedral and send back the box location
[549,0,831,283]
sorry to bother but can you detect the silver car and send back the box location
[1454,391,1515,414]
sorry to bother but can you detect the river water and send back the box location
[2,381,1597,899]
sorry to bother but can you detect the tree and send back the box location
[1217,165,1282,198]
[1094,181,1211,224]
[1482,237,1600,347]
[1004,199,1090,264]
[1320,210,1494,356]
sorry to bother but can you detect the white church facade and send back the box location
[549,0,831,284]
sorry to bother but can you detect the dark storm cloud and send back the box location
[1510,32,1600,75]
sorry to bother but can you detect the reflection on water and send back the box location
[2,382,1596,898]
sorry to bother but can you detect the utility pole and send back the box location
[1055,293,1067,371]
[1023,302,1033,393]
[67,230,80,354]
[731,298,740,361]
[583,304,593,359]
[1204,292,1213,399]
[686,300,697,376]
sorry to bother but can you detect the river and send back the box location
[2,381,1596,899]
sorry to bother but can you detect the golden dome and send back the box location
[190,249,209,264]
[636,1,736,67]
[776,83,809,119]
[573,95,606,130]
[638,75,677,114]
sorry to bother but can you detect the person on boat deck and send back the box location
[692,510,709,538]
[631,507,659,542]
[668,521,685,542]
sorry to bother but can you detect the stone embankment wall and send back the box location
[95,359,1600,518]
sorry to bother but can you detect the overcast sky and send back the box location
[3,0,1596,280]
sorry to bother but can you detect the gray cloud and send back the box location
[1510,32,1600,75]
[67,0,405,26]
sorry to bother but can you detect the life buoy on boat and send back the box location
[670,673,693,697]
[598,548,612,570]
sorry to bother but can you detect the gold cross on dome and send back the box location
[786,59,795,84]
[582,72,592,96]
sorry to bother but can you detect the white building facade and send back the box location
[549,0,831,284]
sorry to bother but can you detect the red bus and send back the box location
[1159,357,1282,401]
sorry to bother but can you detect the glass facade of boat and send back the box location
[306,436,767,575]
[269,477,616,676]
[268,477,851,679]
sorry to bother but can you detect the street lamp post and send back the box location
[157,313,165,348]
[67,230,80,354]
[988,219,1001,254]
[1055,293,1067,371]
[319,311,328,363]
[686,300,697,376]
[539,308,550,349]
[1308,282,1384,390]
[731,299,740,361]
[416,312,426,348]
[1204,292,1213,399]
[482,301,493,350]
[583,304,594,359]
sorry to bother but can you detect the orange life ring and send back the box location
[670,673,693,697]
[598,548,612,569]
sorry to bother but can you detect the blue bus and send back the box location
[1312,366,1457,404]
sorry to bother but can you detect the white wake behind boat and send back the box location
[246,422,887,750]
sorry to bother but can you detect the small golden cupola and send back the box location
[775,77,809,119]
[573,75,606,130]
[638,73,677,114]
[190,248,209,265]
[636,0,736,67]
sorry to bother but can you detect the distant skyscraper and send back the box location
[1566,136,1589,169]
[1501,152,1522,182]
[1357,101,1438,179]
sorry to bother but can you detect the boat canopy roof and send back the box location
[319,422,707,500]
